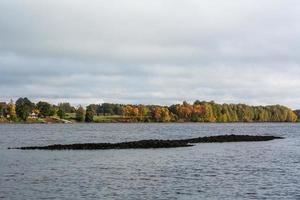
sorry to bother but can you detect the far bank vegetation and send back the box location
[0,98,298,123]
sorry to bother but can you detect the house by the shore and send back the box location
[28,112,38,119]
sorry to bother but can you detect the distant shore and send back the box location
[0,119,299,124]
[1,97,299,123]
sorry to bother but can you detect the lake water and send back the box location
[0,123,300,199]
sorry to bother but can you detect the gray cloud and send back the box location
[0,0,300,108]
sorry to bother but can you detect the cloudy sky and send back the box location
[1,0,300,108]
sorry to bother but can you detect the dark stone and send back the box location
[180,134,283,143]
[10,134,283,150]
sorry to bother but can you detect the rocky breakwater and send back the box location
[11,134,283,150]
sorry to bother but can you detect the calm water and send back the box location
[0,123,300,200]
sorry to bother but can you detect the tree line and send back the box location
[0,97,298,123]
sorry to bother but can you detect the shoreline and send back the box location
[0,121,299,124]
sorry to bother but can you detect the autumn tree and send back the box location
[122,105,139,117]
[203,103,216,122]
[150,107,172,122]
[294,110,300,122]
[137,105,149,121]
[152,107,162,122]
[161,108,172,122]
[286,110,297,122]
[7,100,17,122]
[191,104,205,122]
[176,102,193,120]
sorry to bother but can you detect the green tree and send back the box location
[36,101,54,117]
[57,108,65,119]
[85,111,94,122]
[58,102,76,113]
[211,103,222,122]
[102,103,114,115]
[85,105,96,122]
[86,104,97,114]
[15,97,35,121]
[76,106,85,122]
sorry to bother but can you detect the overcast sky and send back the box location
[1,0,300,108]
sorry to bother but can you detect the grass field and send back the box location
[64,113,135,122]
[93,115,125,122]
[64,113,76,120]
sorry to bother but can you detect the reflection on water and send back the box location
[0,123,300,199]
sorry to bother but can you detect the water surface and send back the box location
[0,123,299,199]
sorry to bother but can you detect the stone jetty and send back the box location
[10,134,283,150]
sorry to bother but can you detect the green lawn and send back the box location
[93,115,124,122]
[64,113,135,122]
[64,113,76,120]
